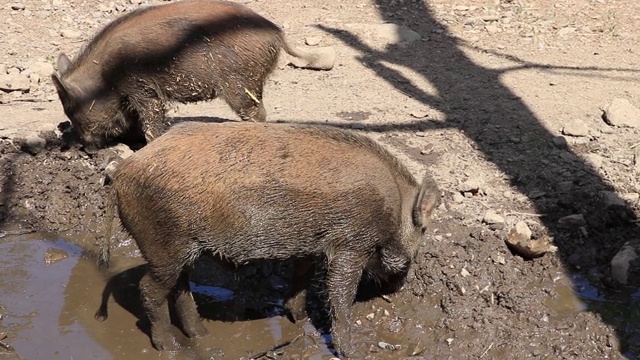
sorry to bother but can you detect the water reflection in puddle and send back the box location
[0,235,330,360]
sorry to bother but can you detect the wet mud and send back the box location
[0,136,639,359]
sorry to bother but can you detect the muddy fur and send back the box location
[51,0,330,149]
[100,121,440,357]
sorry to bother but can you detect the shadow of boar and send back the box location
[51,0,336,150]
[98,121,440,358]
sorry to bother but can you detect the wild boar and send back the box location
[51,0,335,149]
[98,121,440,357]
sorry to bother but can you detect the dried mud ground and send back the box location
[2,0,640,359]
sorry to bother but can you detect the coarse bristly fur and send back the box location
[51,0,328,149]
[99,121,440,358]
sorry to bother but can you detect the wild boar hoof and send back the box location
[152,335,180,352]
[184,322,208,338]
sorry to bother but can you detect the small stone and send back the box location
[562,119,590,137]
[110,143,134,159]
[60,28,82,39]
[304,36,322,46]
[44,248,68,265]
[552,136,568,149]
[378,342,396,351]
[493,254,506,265]
[10,3,26,10]
[129,0,142,4]
[460,268,470,277]
[513,221,532,239]
[446,338,454,345]
[375,23,421,44]
[452,192,464,203]
[557,214,586,229]
[18,135,46,155]
[558,27,576,36]
[483,210,505,225]
[603,98,640,128]
[365,313,375,321]
[600,191,626,208]
[529,190,546,199]
[410,110,428,118]
[28,61,55,79]
[585,153,604,169]
[460,178,484,193]
[485,25,500,33]
[610,240,640,285]
[0,73,31,92]
[557,181,573,193]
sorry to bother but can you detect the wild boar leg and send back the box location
[172,270,208,338]
[135,97,169,142]
[224,84,267,122]
[284,257,316,322]
[139,269,180,351]
[326,251,368,357]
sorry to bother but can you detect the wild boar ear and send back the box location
[412,175,440,228]
[57,53,72,74]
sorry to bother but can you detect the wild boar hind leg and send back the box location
[135,97,170,143]
[172,270,208,338]
[139,270,180,351]
[223,84,267,122]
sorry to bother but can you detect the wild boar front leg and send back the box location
[284,257,316,322]
[326,251,368,358]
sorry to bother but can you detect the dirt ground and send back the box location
[1,0,640,359]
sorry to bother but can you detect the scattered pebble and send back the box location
[10,3,26,10]
[562,119,590,137]
[60,28,82,39]
[0,73,30,92]
[610,239,640,285]
[557,214,586,229]
[304,36,322,46]
[603,98,640,128]
[483,210,505,225]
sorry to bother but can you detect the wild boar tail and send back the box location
[97,186,117,271]
[280,35,336,71]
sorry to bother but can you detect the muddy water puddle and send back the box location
[0,232,339,360]
[1,231,638,359]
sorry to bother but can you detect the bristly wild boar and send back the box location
[51,0,335,149]
[98,121,440,358]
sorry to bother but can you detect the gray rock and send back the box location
[459,178,484,193]
[19,135,46,155]
[304,36,322,46]
[557,214,586,229]
[375,23,421,44]
[562,119,590,137]
[552,136,568,149]
[110,143,134,160]
[513,221,532,240]
[28,61,54,79]
[60,28,82,39]
[603,98,640,128]
[599,191,626,208]
[610,240,640,285]
[452,192,464,204]
[483,210,505,225]
[0,73,30,92]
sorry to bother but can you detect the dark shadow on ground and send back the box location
[314,0,640,357]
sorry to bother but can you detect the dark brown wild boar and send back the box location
[98,121,439,358]
[51,0,335,149]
